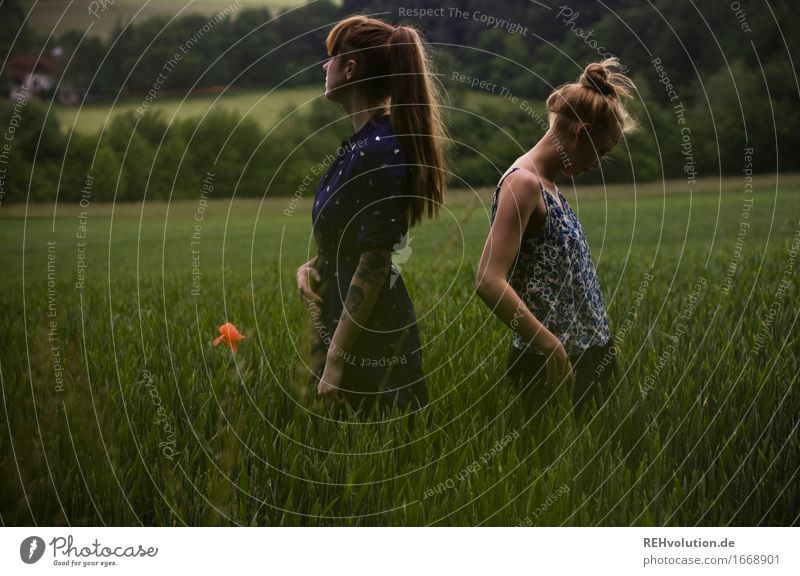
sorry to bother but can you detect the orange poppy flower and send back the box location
[213,322,245,352]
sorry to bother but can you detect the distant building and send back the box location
[3,49,79,103]
[5,54,58,100]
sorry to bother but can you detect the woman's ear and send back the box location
[344,58,358,81]
[573,122,592,139]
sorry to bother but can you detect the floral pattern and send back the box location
[490,168,611,356]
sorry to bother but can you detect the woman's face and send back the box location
[560,125,616,177]
[323,55,352,102]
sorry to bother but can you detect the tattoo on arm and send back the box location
[354,250,391,287]
[341,251,389,317]
[345,285,366,315]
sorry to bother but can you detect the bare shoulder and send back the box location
[496,167,544,217]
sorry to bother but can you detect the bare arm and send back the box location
[475,170,560,353]
[327,250,391,362]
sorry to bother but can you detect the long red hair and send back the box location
[326,15,446,226]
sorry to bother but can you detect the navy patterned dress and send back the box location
[309,113,427,411]
[489,167,616,413]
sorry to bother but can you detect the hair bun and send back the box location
[547,57,638,136]
[580,63,616,97]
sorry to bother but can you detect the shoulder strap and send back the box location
[495,166,521,191]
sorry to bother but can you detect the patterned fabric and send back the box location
[489,167,611,356]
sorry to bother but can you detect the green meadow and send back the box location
[0,175,797,525]
[54,86,323,134]
[52,86,522,134]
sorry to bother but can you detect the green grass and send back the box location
[54,86,325,133]
[22,0,333,39]
[0,176,798,526]
[53,85,528,134]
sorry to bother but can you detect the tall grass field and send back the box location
[0,175,797,526]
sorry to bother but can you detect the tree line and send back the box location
[0,0,797,204]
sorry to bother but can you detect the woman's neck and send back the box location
[523,130,565,183]
[339,94,382,134]
[349,108,374,134]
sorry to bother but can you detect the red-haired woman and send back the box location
[296,15,446,413]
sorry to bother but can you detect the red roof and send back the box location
[3,54,60,82]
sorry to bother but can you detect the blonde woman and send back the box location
[476,58,637,416]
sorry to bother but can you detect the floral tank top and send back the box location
[489,167,611,356]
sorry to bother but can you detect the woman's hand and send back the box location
[297,259,323,304]
[543,339,575,390]
[317,353,346,404]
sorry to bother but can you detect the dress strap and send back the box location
[495,166,521,191]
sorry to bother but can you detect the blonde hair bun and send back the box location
[579,57,634,100]
[547,57,638,137]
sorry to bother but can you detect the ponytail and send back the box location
[325,16,447,226]
[388,26,446,226]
